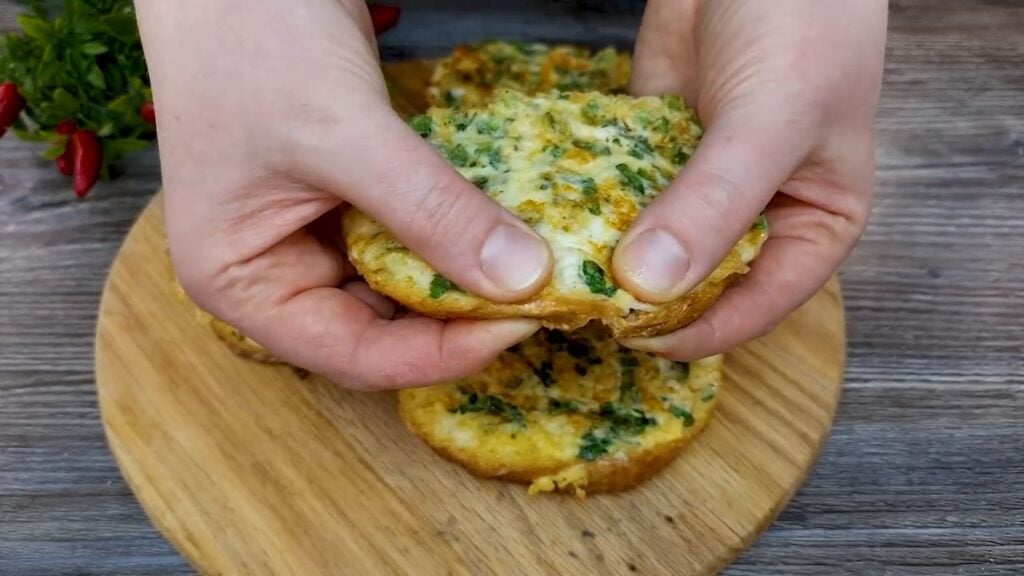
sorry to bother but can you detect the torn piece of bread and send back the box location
[344,90,768,338]
[427,41,631,109]
[399,325,722,496]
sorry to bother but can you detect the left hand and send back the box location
[613,0,888,359]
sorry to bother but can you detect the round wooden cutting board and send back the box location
[94,61,846,576]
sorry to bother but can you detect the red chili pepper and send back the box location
[71,130,101,198]
[140,101,156,125]
[368,4,400,35]
[55,120,77,176]
[0,82,27,139]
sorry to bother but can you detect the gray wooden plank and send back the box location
[0,0,1022,574]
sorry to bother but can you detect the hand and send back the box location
[614,0,887,359]
[136,0,553,389]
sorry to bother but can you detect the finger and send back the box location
[631,0,701,102]
[189,227,540,390]
[342,280,396,319]
[620,198,861,360]
[263,287,540,390]
[612,112,811,303]
[301,104,553,304]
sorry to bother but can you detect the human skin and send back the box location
[136,0,553,390]
[614,0,887,359]
[136,0,887,387]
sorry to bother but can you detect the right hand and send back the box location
[136,0,553,390]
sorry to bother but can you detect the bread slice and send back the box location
[398,325,722,496]
[344,90,767,338]
[427,41,631,109]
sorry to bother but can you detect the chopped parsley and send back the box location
[580,260,617,297]
[580,176,601,215]
[670,405,695,427]
[476,116,506,137]
[664,95,683,111]
[616,163,646,196]
[410,115,433,137]
[701,386,717,402]
[453,112,477,131]
[671,145,690,165]
[444,143,471,167]
[582,98,602,124]
[572,139,611,156]
[628,136,655,159]
[754,214,769,231]
[429,274,457,299]
[454,392,525,425]
[577,403,659,460]
[471,175,489,189]
[578,429,613,461]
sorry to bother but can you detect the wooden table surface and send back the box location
[1,1,1021,575]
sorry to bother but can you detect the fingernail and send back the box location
[480,224,549,293]
[619,228,690,298]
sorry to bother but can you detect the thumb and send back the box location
[612,112,810,302]
[303,103,553,303]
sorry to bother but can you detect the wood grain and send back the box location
[95,194,844,576]
[2,0,1023,575]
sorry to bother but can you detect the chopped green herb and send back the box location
[471,175,489,189]
[616,163,646,196]
[476,116,505,137]
[443,90,459,107]
[444,143,471,167]
[410,115,433,136]
[581,260,617,297]
[580,176,602,215]
[573,139,611,156]
[547,144,566,159]
[664,95,683,111]
[429,274,456,299]
[701,386,717,402]
[578,429,613,460]
[754,214,769,231]
[628,136,655,159]
[544,111,558,128]
[670,405,695,427]
[601,403,657,436]
[455,392,525,425]
[453,112,477,131]
[655,117,672,134]
[671,145,690,165]
[582,98,601,124]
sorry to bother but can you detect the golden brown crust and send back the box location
[399,395,713,494]
[344,208,764,339]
